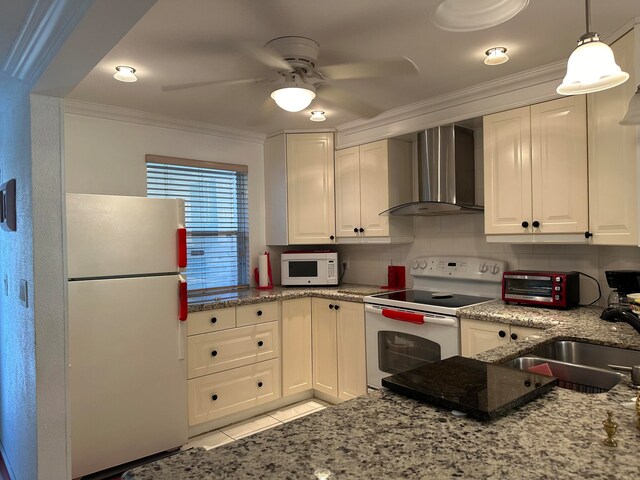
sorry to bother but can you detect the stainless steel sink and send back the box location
[530,341,640,370]
[503,356,624,393]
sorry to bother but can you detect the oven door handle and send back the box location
[381,308,425,325]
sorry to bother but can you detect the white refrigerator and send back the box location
[66,193,189,478]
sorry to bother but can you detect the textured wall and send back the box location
[31,94,68,479]
[0,73,37,480]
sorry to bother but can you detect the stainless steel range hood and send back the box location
[383,125,483,216]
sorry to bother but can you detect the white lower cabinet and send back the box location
[188,359,280,425]
[460,317,542,357]
[187,301,282,427]
[281,298,313,397]
[312,298,367,402]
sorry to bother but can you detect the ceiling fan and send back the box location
[161,36,419,119]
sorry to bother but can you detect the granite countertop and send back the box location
[124,299,640,479]
[188,284,392,312]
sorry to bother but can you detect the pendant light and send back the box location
[557,0,628,95]
[270,74,316,112]
[620,86,640,125]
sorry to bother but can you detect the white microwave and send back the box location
[281,251,338,286]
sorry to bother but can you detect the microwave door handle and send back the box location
[381,309,425,325]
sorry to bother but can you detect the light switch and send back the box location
[19,279,28,307]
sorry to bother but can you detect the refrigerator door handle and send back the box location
[179,277,188,321]
[177,228,187,268]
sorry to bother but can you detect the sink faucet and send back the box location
[601,308,640,334]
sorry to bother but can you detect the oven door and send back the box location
[364,304,460,389]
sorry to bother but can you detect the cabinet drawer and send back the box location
[188,321,279,379]
[187,307,235,336]
[188,359,281,425]
[236,301,278,326]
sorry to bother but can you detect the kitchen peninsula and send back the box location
[124,300,640,479]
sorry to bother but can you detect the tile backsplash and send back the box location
[270,215,640,307]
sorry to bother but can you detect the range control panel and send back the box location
[410,256,506,281]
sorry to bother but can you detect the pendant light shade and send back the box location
[557,0,628,95]
[557,35,629,95]
[270,77,316,112]
[620,86,640,125]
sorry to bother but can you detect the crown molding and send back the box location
[64,99,267,144]
[2,0,91,86]
[335,60,566,148]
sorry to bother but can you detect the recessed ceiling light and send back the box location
[433,0,529,32]
[484,47,509,65]
[113,66,137,82]
[310,111,326,122]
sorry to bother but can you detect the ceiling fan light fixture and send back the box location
[310,111,326,122]
[484,47,509,65]
[557,1,628,95]
[620,85,640,125]
[113,66,137,82]
[270,81,316,113]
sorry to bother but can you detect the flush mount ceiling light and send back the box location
[557,0,628,95]
[432,0,529,32]
[484,47,509,65]
[113,66,137,82]
[309,110,326,122]
[270,75,316,112]
[620,85,640,125]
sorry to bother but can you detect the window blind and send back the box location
[146,156,249,296]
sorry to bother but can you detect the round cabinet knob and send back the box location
[258,340,264,347]
[359,228,364,233]
[584,231,593,238]
[211,394,218,401]
[210,317,217,324]
[329,304,334,309]
[329,235,335,240]
[498,330,506,338]
[511,333,518,341]
[353,228,358,233]
[491,264,500,275]
[524,380,531,388]
[211,350,218,357]
[334,305,340,310]
[257,382,263,388]
[532,220,540,228]
[256,310,263,316]
[419,262,427,269]
[521,221,529,228]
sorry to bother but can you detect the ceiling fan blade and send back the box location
[239,42,292,72]
[319,57,419,80]
[161,77,265,92]
[317,85,383,118]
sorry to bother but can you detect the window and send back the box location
[146,155,249,296]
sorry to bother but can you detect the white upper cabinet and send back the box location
[484,96,588,240]
[334,139,413,243]
[265,132,336,245]
[587,29,638,246]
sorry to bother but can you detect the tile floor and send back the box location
[183,399,328,451]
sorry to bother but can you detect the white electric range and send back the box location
[364,256,506,388]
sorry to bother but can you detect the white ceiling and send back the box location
[67,0,640,135]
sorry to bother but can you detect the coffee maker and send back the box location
[601,270,640,333]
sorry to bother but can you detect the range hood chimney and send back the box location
[383,125,483,216]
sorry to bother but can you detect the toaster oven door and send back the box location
[503,274,553,303]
